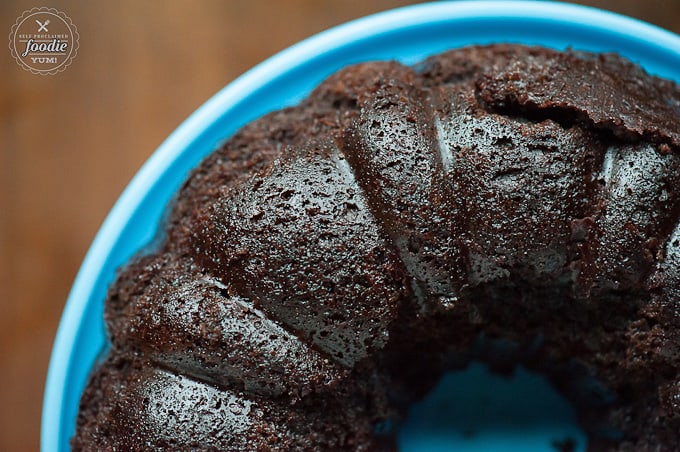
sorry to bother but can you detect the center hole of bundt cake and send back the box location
[395,363,586,452]
[382,282,649,451]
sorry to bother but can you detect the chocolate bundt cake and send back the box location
[73,44,680,450]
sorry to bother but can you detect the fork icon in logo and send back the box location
[36,19,49,32]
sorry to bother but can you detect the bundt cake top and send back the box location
[75,45,680,450]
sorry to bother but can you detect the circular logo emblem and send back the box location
[9,7,79,75]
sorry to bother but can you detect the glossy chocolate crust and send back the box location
[73,45,680,451]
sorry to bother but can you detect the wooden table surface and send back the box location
[2,1,679,450]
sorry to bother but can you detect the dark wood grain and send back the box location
[1,1,679,450]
